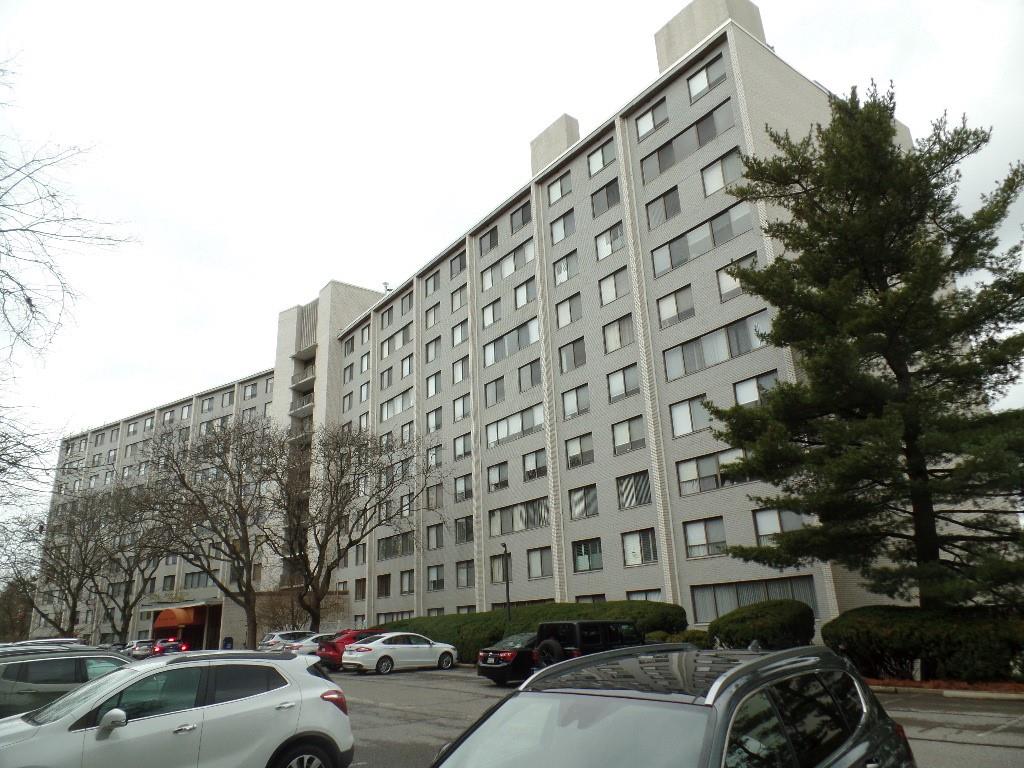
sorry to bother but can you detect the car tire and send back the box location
[273,741,333,768]
[376,656,394,675]
[437,652,454,670]
[492,677,508,687]
[536,638,565,667]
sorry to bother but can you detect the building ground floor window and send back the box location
[690,575,816,624]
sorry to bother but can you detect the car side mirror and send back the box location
[98,708,127,730]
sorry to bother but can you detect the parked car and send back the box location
[532,619,644,666]
[9,638,82,646]
[124,639,155,660]
[0,645,128,718]
[476,632,537,686]
[150,638,189,656]
[283,632,340,655]
[431,644,917,768]
[316,628,384,671]
[0,650,354,768]
[258,630,316,651]
[342,632,457,675]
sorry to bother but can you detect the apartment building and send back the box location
[34,0,893,644]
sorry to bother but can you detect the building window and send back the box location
[453,433,471,460]
[646,187,681,229]
[548,171,571,205]
[400,291,413,315]
[200,398,213,414]
[607,363,640,403]
[427,523,444,550]
[561,384,589,420]
[612,415,646,455]
[627,589,663,602]
[451,284,468,312]
[360,381,370,402]
[380,324,412,359]
[670,395,713,437]
[553,250,579,285]
[400,570,415,595]
[426,407,442,433]
[354,543,367,566]
[450,251,467,278]
[588,138,616,176]
[453,393,470,422]
[487,462,508,492]
[425,271,440,296]
[162,575,175,591]
[735,370,778,407]
[572,538,603,572]
[510,200,531,233]
[425,337,440,363]
[519,359,542,391]
[378,532,415,560]
[144,416,154,432]
[361,352,370,372]
[653,201,753,277]
[636,98,668,139]
[456,559,475,588]
[676,448,748,495]
[657,285,695,328]
[343,364,354,384]
[457,605,476,614]
[483,318,539,367]
[555,293,582,328]
[754,509,807,546]
[401,354,413,378]
[490,554,511,583]
[379,388,413,422]
[550,209,575,245]
[481,240,535,291]
[488,498,549,536]
[376,574,391,599]
[642,100,735,183]
[528,547,553,579]
[482,298,501,328]
[427,443,442,468]
[559,337,586,373]
[691,575,816,624]
[452,319,469,347]
[595,221,624,260]
[664,310,770,380]
[359,412,369,431]
[576,594,606,604]
[361,324,370,343]
[344,335,356,354]
[617,470,651,509]
[425,303,439,328]
[427,565,444,592]
[718,252,757,301]
[354,579,366,601]
[454,473,473,502]
[623,528,658,566]
[599,267,630,306]
[702,148,743,196]
[514,277,536,308]
[485,403,544,447]
[242,382,258,400]
[591,178,620,217]
[426,483,442,510]
[479,227,499,256]
[162,411,174,425]
[455,516,474,544]
[565,433,594,468]
[684,517,727,557]
[452,355,469,384]
[687,53,727,102]
[603,314,634,353]
[523,448,547,481]
[183,571,214,589]
[484,377,505,408]
[568,484,598,520]
[380,367,393,390]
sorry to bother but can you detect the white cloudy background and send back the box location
[1,0,1022,475]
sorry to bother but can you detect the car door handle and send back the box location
[275,701,296,710]
[172,723,197,733]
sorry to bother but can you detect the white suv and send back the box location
[0,651,353,768]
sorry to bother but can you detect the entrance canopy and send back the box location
[153,606,204,629]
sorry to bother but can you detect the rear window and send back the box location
[819,670,865,730]
[439,691,709,767]
[606,623,641,645]
[209,665,288,704]
[23,657,79,684]
[770,673,851,767]
[495,633,535,649]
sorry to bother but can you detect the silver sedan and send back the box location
[342,632,457,675]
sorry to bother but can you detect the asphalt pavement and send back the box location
[330,666,1024,768]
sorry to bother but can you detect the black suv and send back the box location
[0,645,128,717]
[432,645,916,768]
[532,620,643,667]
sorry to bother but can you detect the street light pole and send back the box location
[501,543,511,623]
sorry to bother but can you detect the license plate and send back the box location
[487,654,496,664]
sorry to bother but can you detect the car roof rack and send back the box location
[167,651,297,663]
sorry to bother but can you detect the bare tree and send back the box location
[262,425,445,631]
[146,420,280,649]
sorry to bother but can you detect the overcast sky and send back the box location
[2,0,1022,458]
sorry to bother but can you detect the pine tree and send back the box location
[713,85,1024,610]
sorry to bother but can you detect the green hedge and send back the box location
[821,606,1024,682]
[382,600,687,662]
[708,599,815,650]
[646,629,710,648]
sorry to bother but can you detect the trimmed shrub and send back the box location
[821,606,1024,682]
[645,630,669,643]
[673,629,710,649]
[708,599,815,650]
[382,600,687,663]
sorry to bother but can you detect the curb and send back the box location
[870,685,1024,702]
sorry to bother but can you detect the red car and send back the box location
[316,628,383,671]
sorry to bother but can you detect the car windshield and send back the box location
[261,634,276,643]
[26,667,142,726]
[438,692,709,768]
[494,633,535,649]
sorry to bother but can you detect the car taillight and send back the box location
[498,651,517,662]
[180,643,189,651]
[284,643,301,650]
[477,652,487,661]
[153,645,164,654]
[569,649,582,658]
[350,646,373,653]
[321,689,348,715]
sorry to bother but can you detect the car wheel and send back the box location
[492,677,508,687]
[376,656,394,675]
[274,741,332,768]
[536,638,565,667]
[437,652,454,670]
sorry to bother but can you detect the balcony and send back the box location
[289,393,314,418]
[291,365,316,393]
[288,422,314,443]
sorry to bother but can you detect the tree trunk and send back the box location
[307,591,322,632]
[245,593,259,649]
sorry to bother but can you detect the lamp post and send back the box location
[501,543,511,623]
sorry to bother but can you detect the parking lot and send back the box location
[332,666,1024,768]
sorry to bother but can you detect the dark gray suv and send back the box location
[0,645,128,718]
[432,645,916,768]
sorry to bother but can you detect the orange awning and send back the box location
[153,607,203,629]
